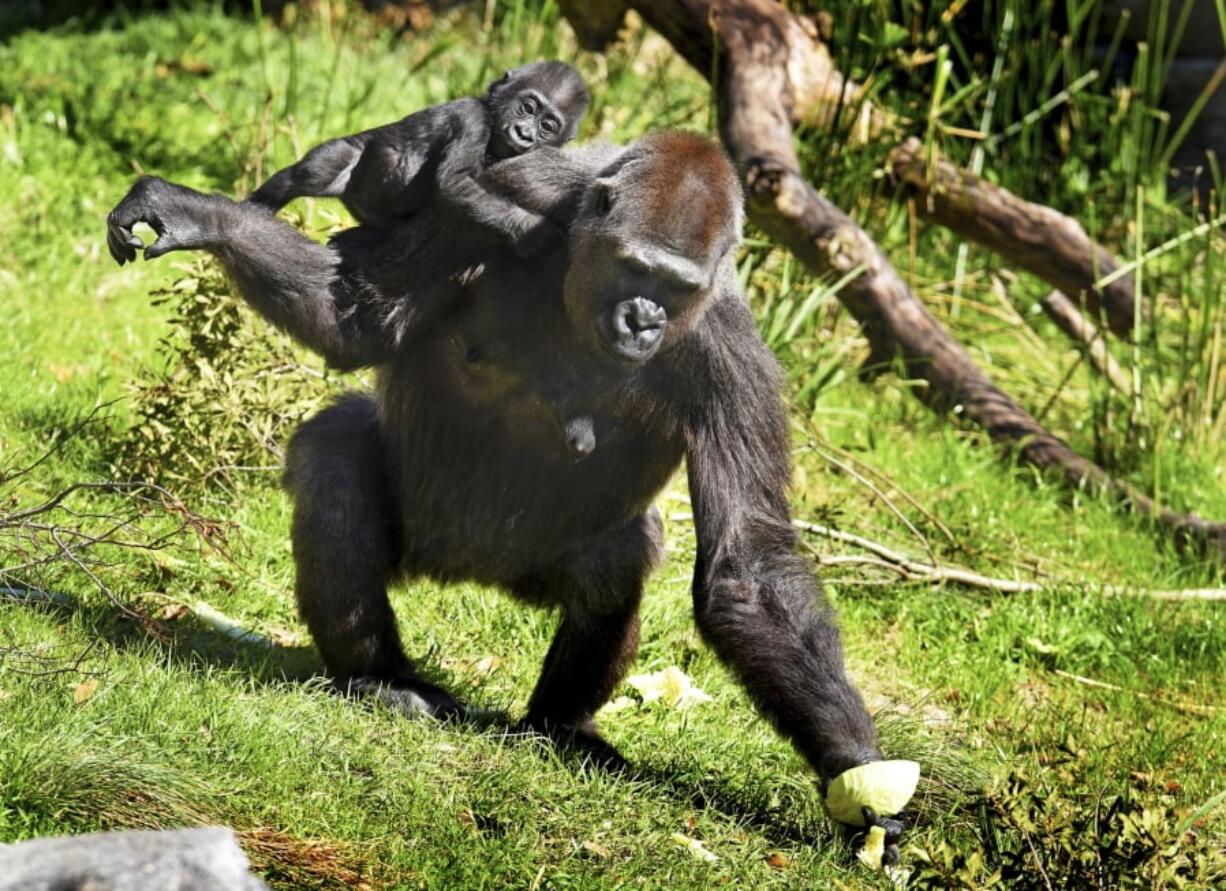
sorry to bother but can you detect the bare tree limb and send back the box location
[1052,669,1219,716]
[1039,290,1132,395]
[671,513,1226,600]
[558,0,1226,561]
[889,138,1136,339]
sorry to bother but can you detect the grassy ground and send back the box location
[1,2,1223,888]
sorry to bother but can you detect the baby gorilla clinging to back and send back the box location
[249,60,589,257]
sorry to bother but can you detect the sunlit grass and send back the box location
[0,2,1223,887]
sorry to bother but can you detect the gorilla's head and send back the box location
[563,132,743,365]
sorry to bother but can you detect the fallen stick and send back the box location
[0,587,280,647]
[791,519,1226,602]
[889,138,1136,339]
[792,519,1043,593]
[1052,668,1219,716]
[1039,289,1132,394]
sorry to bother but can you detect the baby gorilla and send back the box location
[249,60,589,257]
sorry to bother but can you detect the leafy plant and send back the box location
[114,259,337,490]
[909,772,1226,889]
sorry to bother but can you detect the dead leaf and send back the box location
[157,603,189,620]
[47,362,80,383]
[765,851,791,869]
[581,840,611,859]
[73,678,98,704]
[268,627,305,647]
[596,695,636,717]
[670,832,718,863]
[627,666,712,709]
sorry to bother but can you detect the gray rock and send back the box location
[0,827,269,891]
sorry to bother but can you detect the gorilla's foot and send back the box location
[522,716,630,772]
[339,675,463,720]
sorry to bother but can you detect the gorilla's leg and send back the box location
[516,510,664,758]
[284,394,460,718]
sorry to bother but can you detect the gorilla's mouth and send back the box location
[608,297,667,362]
[504,123,535,153]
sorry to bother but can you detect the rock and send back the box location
[0,826,269,891]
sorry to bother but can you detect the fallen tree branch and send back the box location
[671,512,1226,600]
[558,0,1226,561]
[888,138,1136,339]
[1039,290,1132,394]
[1052,669,1219,716]
[793,518,1043,594]
[793,519,1226,601]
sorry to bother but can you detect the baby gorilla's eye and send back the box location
[540,115,560,136]
[519,96,538,115]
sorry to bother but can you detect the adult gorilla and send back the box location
[107,130,903,846]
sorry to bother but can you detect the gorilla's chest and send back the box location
[376,341,684,583]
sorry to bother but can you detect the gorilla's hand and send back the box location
[106,177,222,265]
[860,806,908,866]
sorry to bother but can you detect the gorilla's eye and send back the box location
[596,186,614,215]
[540,115,560,136]
[519,96,538,115]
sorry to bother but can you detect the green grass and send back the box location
[1,2,1224,888]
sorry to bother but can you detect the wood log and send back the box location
[557,0,1226,560]
[1039,290,1132,395]
[889,138,1136,339]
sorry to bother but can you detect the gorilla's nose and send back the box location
[610,297,667,361]
[513,122,534,145]
[564,416,596,458]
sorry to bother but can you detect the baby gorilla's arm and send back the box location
[434,107,562,258]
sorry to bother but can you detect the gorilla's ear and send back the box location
[488,69,513,93]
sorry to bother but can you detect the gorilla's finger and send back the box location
[105,226,125,264]
[143,235,181,260]
[106,223,139,265]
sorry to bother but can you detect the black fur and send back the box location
[105,131,881,786]
[248,60,590,258]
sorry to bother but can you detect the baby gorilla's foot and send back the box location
[859,806,908,866]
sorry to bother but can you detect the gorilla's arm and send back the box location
[249,133,370,213]
[106,177,396,370]
[104,147,605,367]
[680,283,882,784]
[480,143,623,228]
[432,106,562,257]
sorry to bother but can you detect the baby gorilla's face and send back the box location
[494,89,565,156]
[485,61,589,161]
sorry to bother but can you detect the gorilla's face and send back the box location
[562,133,742,365]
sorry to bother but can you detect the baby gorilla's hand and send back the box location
[511,215,564,259]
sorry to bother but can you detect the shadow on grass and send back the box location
[20,591,854,853]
